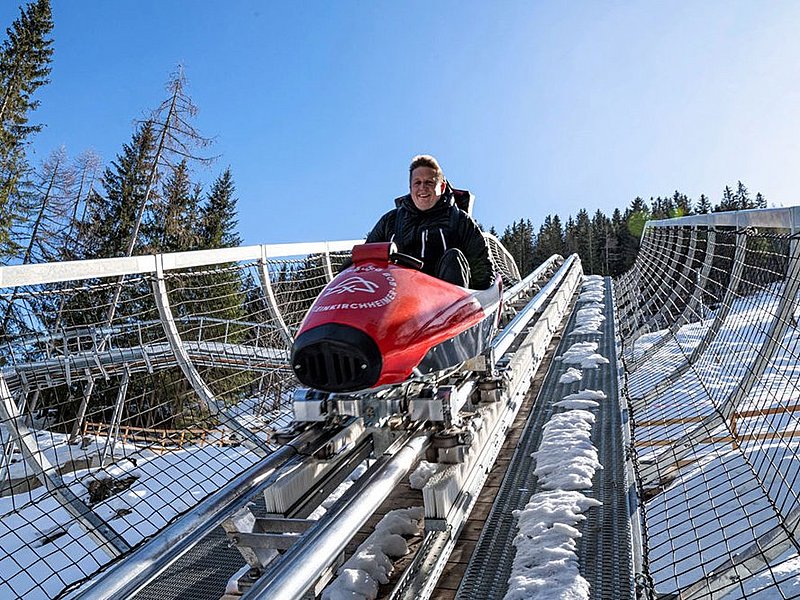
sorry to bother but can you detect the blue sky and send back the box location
[4,1,800,245]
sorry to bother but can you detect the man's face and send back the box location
[410,166,445,211]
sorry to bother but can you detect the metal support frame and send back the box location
[631,230,747,412]
[100,368,130,467]
[322,244,335,282]
[639,237,800,487]
[0,372,130,557]
[243,433,432,599]
[68,373,95,443]
[258,245,294,348]
[152,255,270,457]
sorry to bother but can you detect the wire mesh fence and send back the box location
[617,208,800,600]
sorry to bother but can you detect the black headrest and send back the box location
[447,182,474,215]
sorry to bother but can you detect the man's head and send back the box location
[409,154,446,211]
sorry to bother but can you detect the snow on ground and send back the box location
[0,426,106,481]
[621,282,800,597]
[627,289,781,402]
[645,442,800,598]
[322,507,424,600]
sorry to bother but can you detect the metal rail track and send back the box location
[69,254,582,600]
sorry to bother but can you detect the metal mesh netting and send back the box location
[617,209,800,600]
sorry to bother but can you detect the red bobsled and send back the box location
[290,242,502,393]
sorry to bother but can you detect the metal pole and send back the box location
[100,368,129,467]
[244,433,431,600]
[492,254,581,361]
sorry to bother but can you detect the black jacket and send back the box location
[366,190,495,289]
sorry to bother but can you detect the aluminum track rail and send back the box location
[71,254,580,600]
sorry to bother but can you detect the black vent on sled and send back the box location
[291,324,382,393]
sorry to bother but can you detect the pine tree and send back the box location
[697,194,711,214]
[144,158,200,252]
[499,219,535,276]
[608,208,625,275]
[716,185,736,212]
[199,167,241,249]
[573,209,593,272]
[78,121,159,260]
[673,191,692,217]
[532,214,564,266]
[620,197,649,270]
[0,0,53,259]
[734,181,752,209]
[591,209,611,275]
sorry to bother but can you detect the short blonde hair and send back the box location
[409,155,444,181]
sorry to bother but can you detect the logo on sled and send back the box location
[323,276,380,296]
[313,271,397,312]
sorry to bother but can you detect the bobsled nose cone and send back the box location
[291,323,382,393]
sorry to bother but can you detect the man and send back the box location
[365,155,495,289]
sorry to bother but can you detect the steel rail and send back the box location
[0,239,363,288]
[70,424,339,600]
[242,432,432,600]
[501,253,561,305]
[492,253,580,361]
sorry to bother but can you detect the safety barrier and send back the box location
[617,207,800,599]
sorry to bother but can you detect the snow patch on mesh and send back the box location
[569,304,606,336]
[556,342,610,369]
[504,490,602,600]
[554,389,607,410]
[559,367,583,384]
[533,410,601,490]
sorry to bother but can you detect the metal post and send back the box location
[151,255,269,457]
[101,368,129,467]
[257,245,294,348]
